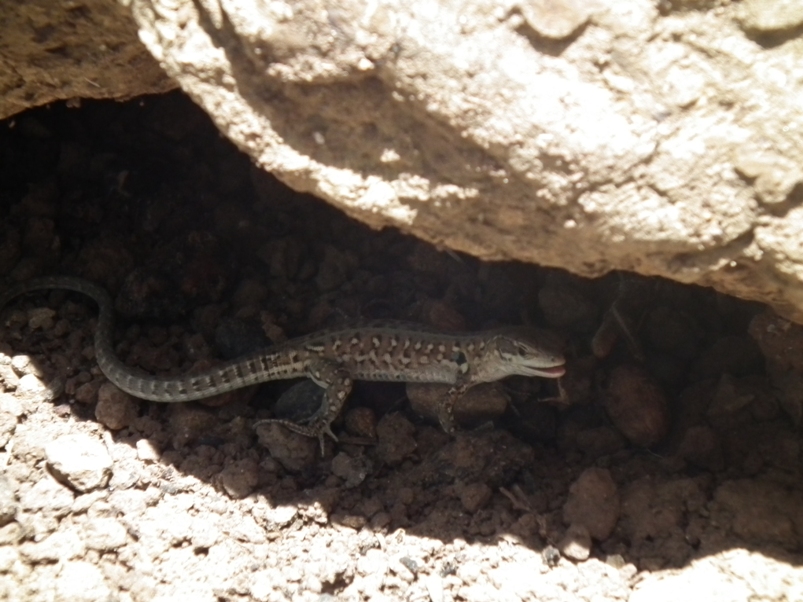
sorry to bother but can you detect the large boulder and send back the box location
[4,0,803,321]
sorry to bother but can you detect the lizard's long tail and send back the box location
[0,276,283,401]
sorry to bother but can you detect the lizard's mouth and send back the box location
[531,365,566,378]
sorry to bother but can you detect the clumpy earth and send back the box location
[0,94,801,601]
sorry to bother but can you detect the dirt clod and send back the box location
[559,523,592,561]
[44,434,112,493]
[375,413,417,466]
[605,365,670,447]
[94,382,137,430]
[563,467,620,541]
[217,458,259,499]
[457,481,493,514]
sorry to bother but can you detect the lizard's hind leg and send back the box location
[254,358,353,454]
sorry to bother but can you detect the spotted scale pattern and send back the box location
[0,276,566,447]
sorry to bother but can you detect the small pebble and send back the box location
[27,307,56,330]
[0,474,18,526]
[0,546,19,573]
[20,476,74,513]
[343,406,377,439]
[45,434,113,492]
[0,410,17,448]
[263,505,299,529]
[559,523,592,561]
[677,425,723,471]
[337,514,368,530]
[73,381,100,405]
[11,354,38,377]
[95,382,138,430]
[136,438,161,462]
[542,545,561,567]
[519,0,590,40]
[81,517,128,551]
[168,404,218,449]
[424,300,466,332]
[0,359,20,389]
[20,528,86,563]
[457,482,492,514]
[563,467,620,540]
[737,0,803,34]
[15,373,51,403]
[375,413,417,466]
[254,421,318,473]
[54,560,113,602]
[0,392,23,417]
[605,364,669,447]
[0,522,22,546]
[331,452,372,488]
[218,458,259,499]
[748,312,803,372]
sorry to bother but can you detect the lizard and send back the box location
[0,276,566,450]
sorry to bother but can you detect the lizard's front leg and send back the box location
[255,358,353,454]
[437,378,472,434]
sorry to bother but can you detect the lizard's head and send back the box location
[479,328,566,380]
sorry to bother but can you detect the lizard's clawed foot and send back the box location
[253,418,338,455]
[437,382,468,435]
[437,412,457,435]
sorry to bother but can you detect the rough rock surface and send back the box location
[0,0,173,118]
[120,0,803,321]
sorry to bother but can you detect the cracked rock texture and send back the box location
[4,0,803,322]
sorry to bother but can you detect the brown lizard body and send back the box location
[0,276,566,447]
